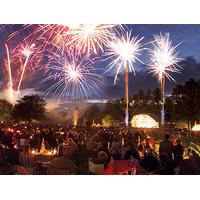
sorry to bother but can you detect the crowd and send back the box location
[0,123,200,175]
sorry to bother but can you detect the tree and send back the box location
[103,100,124,121]
[12,95,46,122]
[153,88,161,105]
[167,79,200,128]
[84,104,102,124]
[0,99,13,121]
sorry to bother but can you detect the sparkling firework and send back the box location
[28,24,70,51]
[66,24,116,55]
[14,24,119,56]
[105,31,144,126]
[148,33,182,125]
[42,52,103,102]
[148,33,182,82]
[106,31,144,83]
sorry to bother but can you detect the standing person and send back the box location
[159,134,174,160]
[109,140,121,160]
[74,138,89,174]
[144,142,152,155]
[173,140,184,166]
[19,144,35,168]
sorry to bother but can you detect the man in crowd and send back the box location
[159,134,174,160]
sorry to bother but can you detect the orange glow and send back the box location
[192,124,200,132]
[31,150,36,154]
[131,114,159,128]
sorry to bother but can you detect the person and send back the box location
[124,144,140,161]
[121,140,131,160]
[191,150,199,160]
[179,155,200,175]
[49,156,76,175]
[137,144,144,158]
[68,138,78,156]
[0,146,4,167]
[19,144,35,168]
[140,144,159,173]
[73,139,89,174]
[184,148,192,159]
[191,150,200,168]
[5,144,20,166]
[144,142,152,155]
[109,140,121,160]
[159,134,174,160]
[16,144,36,175]
[154,153,175,175]
[96,151,108,165]
[86,135,97,154]
[98,141,112,165]
[173,140,184,166]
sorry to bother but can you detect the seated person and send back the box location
[91,151,110,168]
[49,156,76,175]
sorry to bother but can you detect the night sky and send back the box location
[1,24,200,103]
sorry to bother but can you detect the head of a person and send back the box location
[101,142,109,150]
[146,142,150,146]
[138,144,143,151]
[97,151,108,163]
[164,134,170,140]
[192,150,197,156]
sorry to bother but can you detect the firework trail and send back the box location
[148,33,182,126]
[5,44,14,103]
[15,43,35,100]
[105,31,144,126]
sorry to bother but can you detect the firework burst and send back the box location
[4,41,43,102]
[42,52,103,102]
[148,33,182,82]
[105,31,144,83]
[104,31,144,126]
[148,33,182,126]
[66,24,117,55]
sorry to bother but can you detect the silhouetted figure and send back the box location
[155,153,175,175]
[173,140,184,166]
[98,142,112,164]
[124,144,140,161]
[159,134,173,160]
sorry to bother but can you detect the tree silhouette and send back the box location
[0,99,13,121]
[12,94,46,122]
